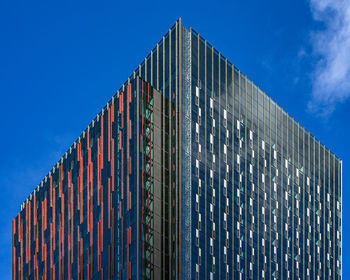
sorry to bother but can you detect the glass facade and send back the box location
[13,19,342,280]
[189,30,342,280]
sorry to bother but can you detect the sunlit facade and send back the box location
[13,19,342,280]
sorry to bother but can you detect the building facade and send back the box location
[13,19,342,280]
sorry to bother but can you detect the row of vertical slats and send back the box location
[12,81,138,280]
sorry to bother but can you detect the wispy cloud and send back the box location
[308,0,350,116]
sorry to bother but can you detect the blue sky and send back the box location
[0,0,349,278]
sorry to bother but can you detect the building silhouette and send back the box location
[13,19,342,280]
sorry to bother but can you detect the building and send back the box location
[12,19,342,280]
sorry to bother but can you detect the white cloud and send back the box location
[308,0,350,115]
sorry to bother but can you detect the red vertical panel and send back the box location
[108,108,111,162]
[25,201,28,264]
[98,113,103,274]
[127,83,132,108]
[119,130,122,150]
[87,131,91,232]
[41,201,45,262]
[99,114,104,270]
[59,163,65,279]
[127,262,132,280]
[51,175,56,280]
[106,103,112,274]
[12,218,16,280]
[33,194,38,278]
[127,226,132,245]
[97,138,101,206]
[78,142,84,224]
[67,170,73,280]
[59,164,63,196]
[40,197,46,278]
[49,176,53,279]
[108,178,111,228]
[127,120,132,140]
[87,129,94,280]
[111,102,115,192]
[44,198,47,230]
[119,92,124,114]
[100,177,104,258]
[101,115,104,169]
[21,212,24,280]
[90,163,94,248]
[28,200,32,264]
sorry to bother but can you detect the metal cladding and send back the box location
[13,78,141,279]
[13,19,342,280]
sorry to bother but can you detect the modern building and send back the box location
[13,19,342,280]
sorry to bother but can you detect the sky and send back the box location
[0,0,349,278]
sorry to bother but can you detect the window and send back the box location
[223,144,227,162]
[223,179,227,196]
[195,86,200,106]
[198,108,201,125]
[223,109,227,127]
[249,130,253,148]
[224,213,227,230]
[212,119,215,135]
